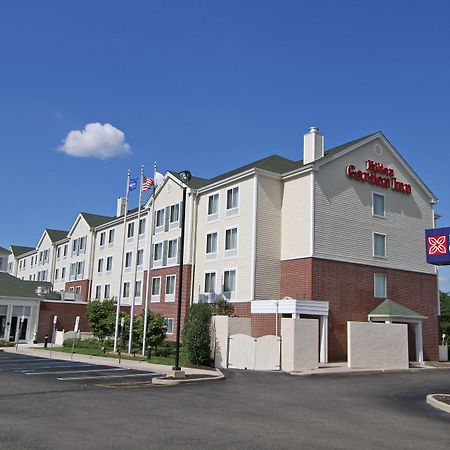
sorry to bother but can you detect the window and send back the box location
[225,228,238,252]
[108,229,115,244]
[373,193,385,217]
[155,209,165,228]
[61,267,66,279]
[44,249,49,262]
[204,272,216,293]
[123,282,130,298]
[106,256,113,271]
[76,261,84,278]
[79,236,86,252]
[70,263,76,280]
[75,286,81,294]
[135,280,142,298]
[165,318,174,334]
[137,249,144,266]
[374,274,387,298]
[151,277,161,302]
[226,186,239,211]
[104,284,111,299]
[97,258,104,273]
[373,233,386,258]
[170,204,179,224]
[63,244,67,257]
[223,270,236,298]
[165,275,176,301]
[56,247,61,259]
[125,252,132,268]
[139,218,146,235]
[208,194,219,216]
[95,285,102,299]
[100,232,106,246]
[39,252,43,263]
[206,232,218,258]
[55,268,59,280]
[168,239,178,261]
[154,242,163,262]
[127,222,135,238]
[69,286,75,293]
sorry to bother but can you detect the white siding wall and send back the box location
[281,172,312,260]
[314,138,435,274]
[16,252,37,281]
[194,175,255,302]
[255,174,282,300]
[53,241,69,291]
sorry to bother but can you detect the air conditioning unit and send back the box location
[199,293,217,304]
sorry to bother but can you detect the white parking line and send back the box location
[57,373,156,381]
[9,364,97,372]
[25,368,126,376]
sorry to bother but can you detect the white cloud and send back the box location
[59,123,131,159]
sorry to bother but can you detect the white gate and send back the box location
[228,334,280,370]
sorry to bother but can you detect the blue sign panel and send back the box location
[425,227,450,265]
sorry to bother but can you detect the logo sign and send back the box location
[425,227,450,265]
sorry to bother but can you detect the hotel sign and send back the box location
[425,227,450,265]
[346,160,412,194]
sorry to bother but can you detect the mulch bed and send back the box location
[432,395,450,405]
[165,374,218,380]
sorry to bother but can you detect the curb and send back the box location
[152,369,225,385]
[289,367,425,377]
[426,394,450,414]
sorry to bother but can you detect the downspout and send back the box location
[189,190,199,306]
[250,173,258,300]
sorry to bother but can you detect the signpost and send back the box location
[49,315,57,357]
[15,315,25,352]
[118,317,124,364]
[425,227,450,265]
[70,316,80,360]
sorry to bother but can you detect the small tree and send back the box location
[211,296,235,316]
[183,303,212,366]
[440,291,450,342]
[135,311,167,353]
[86,299,117,341]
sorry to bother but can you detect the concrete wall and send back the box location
[211,315,251,368]
[281,318,318,372]
[347,321,408,369]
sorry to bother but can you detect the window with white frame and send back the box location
[168,239,178,263]
[207,193,219,219]
[63,244,67,257]
[137,249,144,267]
[206,232,218,259]
[55,268,59,280]
[155,209,165,230]
[43,249,49,262]
[97,258,104,273]
[56,247,61,259]
[135,280,142,298]
[165,318,174,334]
[104,284,111,299]
[100,232,106,246]
[165,275,176,302]
[95,285,102,299]
[139,218,146,235]
[151,277,161,302]
[372,193,385,217]
[75,286,81,294]
[226,186,239,214]
[225,227,238,256]
[373,233,386,258]
[108,229,115,245]
[61,267,66,279]
[169,204,179,226]
[123,282,130,298]
[204,272,216,293]
[125,251,132,268]
[374,274,387,298]
[127,222,135,238]
[106,256,113,272]
[153,242,163,264]
[223,270,236,299]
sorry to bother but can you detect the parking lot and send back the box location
[0,351,160,388]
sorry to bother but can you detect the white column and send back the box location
[291,313,300,319]
[319,315,328,363]
[415,321,424,365]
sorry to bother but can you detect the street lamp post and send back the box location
[173,170,191,372]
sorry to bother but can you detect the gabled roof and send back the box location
[80,212,115,228]
[10,245,35,257]
[0,246,10,254]
[45,229,68,243]
[0,273,52,299]
[369,298,427,320]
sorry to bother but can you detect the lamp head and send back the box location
[178,170,192,184]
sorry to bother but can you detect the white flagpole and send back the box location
[113,169,131,353]
[128,165,144,353]
[142,162,157,355]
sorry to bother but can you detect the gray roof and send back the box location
[45,229,68,243]
[80,212,115,228]
[369,299,427,320]
[10,245,35,257]
[0,246,10,254]
[0,273,53,299]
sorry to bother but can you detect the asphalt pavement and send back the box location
[0,352,449,449]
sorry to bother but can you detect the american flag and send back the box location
[142,175,154,191]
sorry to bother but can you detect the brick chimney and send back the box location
[303,127,324,164]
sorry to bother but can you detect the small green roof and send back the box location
[0,246,10,254]
[80,212,115,228]
[0,273,52,299]
[10,245,35,257]
[45,229,68,243]
[369,299,427,320]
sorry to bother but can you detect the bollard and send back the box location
[147,345,152,360]
[44,335,48,348]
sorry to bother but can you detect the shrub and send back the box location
[86,299,117,341]
[183,303,212,366]
[211,297,235,316]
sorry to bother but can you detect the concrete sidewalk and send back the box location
[4,345,216,376]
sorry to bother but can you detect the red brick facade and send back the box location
[280,257,439,361]
[65,279,91,302]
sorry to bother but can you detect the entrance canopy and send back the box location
[368,298,427,364]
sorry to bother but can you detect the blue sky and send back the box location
[1,1,449,290]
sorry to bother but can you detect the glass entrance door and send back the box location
[0,315,6,340]
[9,316,18,341]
